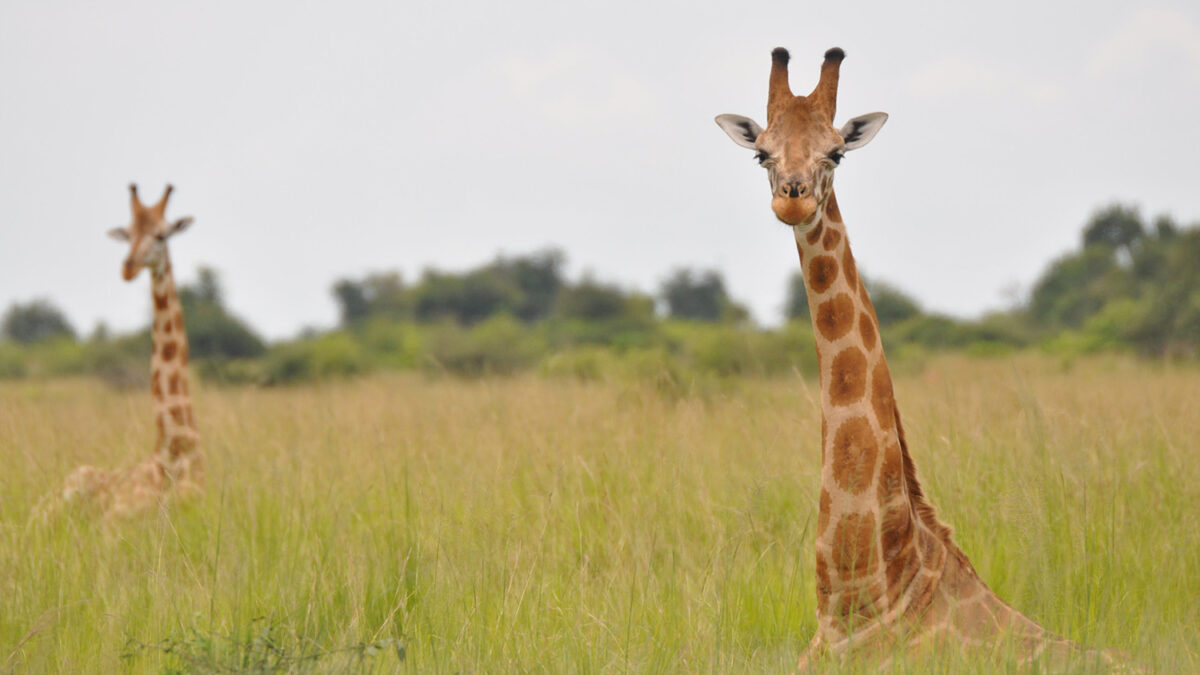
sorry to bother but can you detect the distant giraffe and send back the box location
[716,47,1124,669]
[45,184,202,519]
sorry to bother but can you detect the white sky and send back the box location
[2,0,1199,339]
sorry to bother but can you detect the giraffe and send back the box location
[46,184,203,520]
[715,48,1124,669]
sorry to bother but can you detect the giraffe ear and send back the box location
[715,114,764,150]
[107,227,131,242]
[839,112,888,151]
[165,216,194,238]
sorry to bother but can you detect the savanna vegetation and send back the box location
[2,203,1198,671]
[2,356,1197,671]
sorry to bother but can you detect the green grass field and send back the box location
[2,355,1198,672]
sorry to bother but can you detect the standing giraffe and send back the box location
[48,184,203,519]
[715,48,1121,668]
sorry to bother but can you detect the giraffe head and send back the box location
[716,47,888,228]
[107,184,194,281]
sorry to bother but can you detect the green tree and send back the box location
[1124,229,1200,355]
[2,299,76,344]
[661,268,745,322]
[504,249,566,321]
[413,268,521,325]
[332,279,371,326]
[178,267,267,359]
[1028,247,1127,328]
[865,279,922,327]
[554,278,643,321]
[1082,204,1145,254]
[332,272,412,326]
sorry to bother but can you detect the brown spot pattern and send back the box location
[859,312,876,348]
[154,291,169,310]
[829,347,868,406]
[837,586,878,622]
[842,247,859,290]
[161,340,178,362]
[805,221,825,244]
[808,255,839,294]
[169,405,186,426]
[876,442,904,503]
[831,511,878,579]
[155,413,165,441]
[164,318,173,334]
[871,362,896,430]
[815,293,855,342]
[859,281,871,306]
[880,504,913,562]
[173,311,184,331]
[181,343,189,365]
[825,193,842,222]
[816,556,831,613]
[168,436,193,459]
[818,488,831,535]
[822,227,842,251]
[831,416,878,494]
[168,372,180,395]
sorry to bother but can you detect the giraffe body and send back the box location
[41,185,202,520]
[717,47,1127,669]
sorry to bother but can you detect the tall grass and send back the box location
[1,355,1197,672]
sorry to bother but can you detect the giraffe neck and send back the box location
[796,193,962,642]
[148,253,200,478]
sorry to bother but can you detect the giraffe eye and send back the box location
[755,150,770,165]
[827,151,844,166]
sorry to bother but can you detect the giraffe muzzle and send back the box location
[771,191,819,227]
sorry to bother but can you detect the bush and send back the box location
[358,319,423,370]
[86,331,150,389]
[538,346,620,381]
[425,315,545,376]
[0,343,27,379]
[195,359,264,385]
[263,333,367,384]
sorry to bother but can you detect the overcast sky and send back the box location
[2,0,1199,339]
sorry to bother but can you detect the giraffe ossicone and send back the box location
[39,184,203,520]
[716,47,1126,670]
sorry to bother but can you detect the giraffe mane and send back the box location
[892,401,972,566]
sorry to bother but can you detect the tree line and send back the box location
[3,203,1197,383]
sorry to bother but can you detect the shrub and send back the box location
[538,346,618,381]
[86,332,150,389]
[263,333,367,384]
[424,315,545,376]
[358,319,422,370]
[0,343,27,379]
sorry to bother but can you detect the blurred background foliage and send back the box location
[3,204,1198,385]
